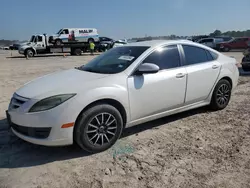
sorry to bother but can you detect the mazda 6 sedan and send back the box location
[6,40,239,152]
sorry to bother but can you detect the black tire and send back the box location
[25,49,34,57]
[74,104,124,153]
[55,39,62,46]
[223,47,230,52]
[209,79,232,110]
[74,48,82,56]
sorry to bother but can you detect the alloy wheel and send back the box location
[216,84,230,106]
[86,113,117,146]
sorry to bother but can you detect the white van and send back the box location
[49,28,99,45]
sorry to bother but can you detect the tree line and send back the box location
[131,29,250,41]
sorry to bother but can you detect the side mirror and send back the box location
[134,63,160,75]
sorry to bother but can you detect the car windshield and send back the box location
[57,29,62,34]
[29,35,35,42]
[78,46,149,74]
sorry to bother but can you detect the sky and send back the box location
[1,0,249,40]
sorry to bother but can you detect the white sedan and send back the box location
[7,40,239,152]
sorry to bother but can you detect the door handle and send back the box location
[212,65,219,69]
[176,73,186,78]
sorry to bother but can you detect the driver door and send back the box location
[34,36,45,51]
[127,45,187,121]
[59,29,69,43]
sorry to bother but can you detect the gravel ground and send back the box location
[0,51,249,188]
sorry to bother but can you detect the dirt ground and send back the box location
[0,50,249,188]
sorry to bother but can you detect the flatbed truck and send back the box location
[18,34,101,57]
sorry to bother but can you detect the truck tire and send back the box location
[25,49,34,58]
[73,48,82,56]
[55,39,62,46]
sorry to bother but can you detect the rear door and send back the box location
[181,45,221,104]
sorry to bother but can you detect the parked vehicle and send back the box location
[49,28,99,46]
[241,43,250,72]
[112,40,127,48]
[2,46,9,50]
[217,37,250,52]
[99,37,114,45]
[187,35,209,42]
[214,36,233,42]
[197,38,224,49]
[7,40,239,152]
[18,34,98,57]
[98,37,115,51]
[9,43,21,50]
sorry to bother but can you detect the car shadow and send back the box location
[0,107,208,169]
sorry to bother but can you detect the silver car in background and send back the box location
[197,38,224,49]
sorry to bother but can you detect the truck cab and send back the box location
[18,34,50,57]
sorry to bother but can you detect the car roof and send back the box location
[125,39,195,48]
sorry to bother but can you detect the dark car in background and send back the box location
[187,35,210,42]
[217,37,250,52]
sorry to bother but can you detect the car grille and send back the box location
[11,123,51,139]
[9,93,29,110]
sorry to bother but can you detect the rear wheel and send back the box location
[55,39,62,46]
[74,104,124,153]
[73,48,82,56]
[209,79,232,110]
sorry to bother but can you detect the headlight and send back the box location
[29,94,76,112]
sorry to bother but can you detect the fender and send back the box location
[205,67,234,102]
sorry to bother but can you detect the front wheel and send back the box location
[74,104,124,153]
[25,49,34,57]
[209,79,232,110]
[223,47,230,52]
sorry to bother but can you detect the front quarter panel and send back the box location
[65,76,130,125]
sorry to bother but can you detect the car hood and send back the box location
[19,43,35,49]
[16,69,110,99]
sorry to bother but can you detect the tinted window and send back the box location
[203,39,213,43]
[79,46,149,74]
[183,45,210,65]
[37,36,43,42]
[143,45,180,70]
[62,29,69,34]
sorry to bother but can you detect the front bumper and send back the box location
[6,94,78,146]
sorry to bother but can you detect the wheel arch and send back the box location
[220,76,232,87]
[24,47,36,56]
[74,98,128,129]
